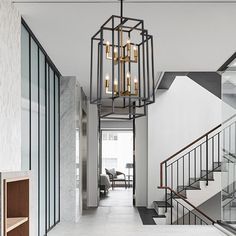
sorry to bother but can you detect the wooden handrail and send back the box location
[161,124,221,165]
[158,186,216,225]
[159,113,236,188]
[160,124,221,186]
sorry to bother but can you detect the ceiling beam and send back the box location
[157,72,221,99]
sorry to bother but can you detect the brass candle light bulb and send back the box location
[133,46,138,61]
[127,72,131,92]
[134,76,138,95]
[114,79,118,94]
[106,41,110,54]
[114,47,118,60]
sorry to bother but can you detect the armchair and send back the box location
[105,168,127,189]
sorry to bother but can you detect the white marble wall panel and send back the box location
[0,0,21,171]
[60,76,78,222]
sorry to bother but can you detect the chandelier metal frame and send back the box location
[90,0,155,120]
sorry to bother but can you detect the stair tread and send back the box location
[212,163,222,172]
[167,192,187,199]
[199,177,214,181]
[177,185,201,190]
[153,201,172,208]
[213,161,222,165]
[189,178,200,182]
[153,215,166,218]
[201,170,214,174]
[190,177,214,182]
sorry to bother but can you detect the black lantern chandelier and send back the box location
[90,0,155,120]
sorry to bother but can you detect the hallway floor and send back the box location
[48,205,226,236]
[99,188,133,207]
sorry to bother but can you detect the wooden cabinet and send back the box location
[4,177,29,236]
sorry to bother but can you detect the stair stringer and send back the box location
[184,171,221,209]
[155,172,221,224]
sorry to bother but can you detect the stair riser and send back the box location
[153,217,167,225]
[157,207,166,216]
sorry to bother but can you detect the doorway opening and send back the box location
[99,130,134,207]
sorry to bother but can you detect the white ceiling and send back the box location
[13,0,236,95]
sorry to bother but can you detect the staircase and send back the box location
[152,122,221,225]
[153,115,236,226]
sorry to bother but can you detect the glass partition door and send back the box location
[222,71,236,230]
[21,20,60,236]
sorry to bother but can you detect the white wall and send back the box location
[148,76,222,207]
[0,0,21,171]
[87,103,98,207]
[135,116,148,207]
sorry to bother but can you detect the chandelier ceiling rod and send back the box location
[120,0,123,18]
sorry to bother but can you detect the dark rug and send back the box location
[137,207,158,225]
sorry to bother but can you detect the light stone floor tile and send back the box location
[48,188,226,236]
[48,208,226,236]
[99,188,133,207]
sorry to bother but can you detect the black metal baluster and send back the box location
[218,133,220,165]
[183,156,185,189]
[183,205,185,225]
[235,122,236,159]
[171,164,173,189]
[212,137,214,170]
[177,160,179,192]
[189,210,190,224]
[230,200,232,221]
[229,125,231,155]
[188,152,190,186]
[233,155,236,211]
[194,148,196,181]
[177,201,179,225]
[171,191,173,224]
[227,158,230,193]
[206,135,209,186]
[194,215,196,225]
[200,144,202,178]
[165,162,167,212]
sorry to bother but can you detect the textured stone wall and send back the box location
[60,76,79,222]
[0,0,21,171]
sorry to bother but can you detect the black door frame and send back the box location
[98,125,135,206]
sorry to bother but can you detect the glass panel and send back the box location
[49,68,55,227]
[31,38,39,232]
[39,50,46,236]
[55,75,60,222]
[21,25,30,170]
[222,71,236,230]
[46,63,50,231]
